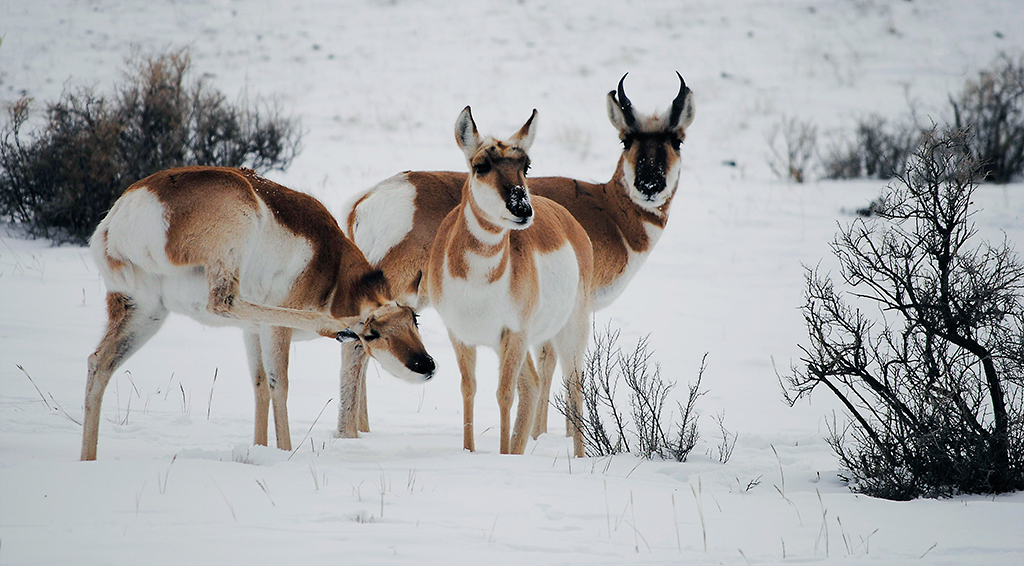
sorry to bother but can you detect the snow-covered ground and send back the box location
[2,1,1024,564]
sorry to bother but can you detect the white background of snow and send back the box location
[2,0,1024,564]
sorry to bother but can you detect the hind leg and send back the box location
[531,342,557,439]
[553,316,590,458]
[511,354,540,454]
[81,292,167,461]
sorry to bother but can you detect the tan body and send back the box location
[424,107,592,455]
[82,166,433,460]
[340,74,694,441]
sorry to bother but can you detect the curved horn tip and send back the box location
[617,74,634,108]
[675,71,690,93]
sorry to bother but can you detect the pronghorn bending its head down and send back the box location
[81,166,434,460]
[427,107,593,456]
[340,73,693,441]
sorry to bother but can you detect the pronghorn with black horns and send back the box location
[82,166,434,460]
[427,107,593,455]
[340,73,694,443]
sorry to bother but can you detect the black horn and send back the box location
[616,73,639,130]
[667,71,692,128]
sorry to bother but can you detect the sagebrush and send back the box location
[0,48,302,244]
[783,127,1024,499]
[554,325,706,461]
[951,52,1024,183]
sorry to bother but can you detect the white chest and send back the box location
[592,221,664,310]
[433,244,580,349]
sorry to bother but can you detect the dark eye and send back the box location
[621,136,634,150]
[670,136,682,151]
[523,160,531,176]
[473,160,491,176]
[364,330,381,342]
[412,312,420,327]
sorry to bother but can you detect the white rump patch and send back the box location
[346,174,417,267]
[90,187,170,294]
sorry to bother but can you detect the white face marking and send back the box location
[346,174,417,267]
[462,198,505,247]
[369,348,431,383]
[468,175,533,230]
[621,157,679,211]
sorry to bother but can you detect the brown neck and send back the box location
[603,163,670,254]
[329,242,391,318]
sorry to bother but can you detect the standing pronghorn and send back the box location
[82,166,435,460]
[339,73,694,441]
[427,107,593,455]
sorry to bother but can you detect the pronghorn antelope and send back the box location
[427,107,593,455]
[339,73,694,442]
[82,166,434,460]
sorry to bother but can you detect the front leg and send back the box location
[449,331,477,452]
[244,331,270,446]
[261,326,294,451]
[337,341,367,438]
[498,329,530,455]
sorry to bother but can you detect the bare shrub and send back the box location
[950,52,1024,183]
[555,325,705,461]
[766,116,818,183]
[783,127,1024,499]
[823,115,920,180]
[0,48,301,244]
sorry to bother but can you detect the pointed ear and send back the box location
[455,106,481,160]
[607,90,631,134]
[664,71,695,134]
[511,109,538,153]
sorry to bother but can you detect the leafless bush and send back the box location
[766,116,818,183]
[555,325,706,461]
[0,48,301,244]
[823,115,920,180]
[783,127,1024,499]
[950,52,1024,183]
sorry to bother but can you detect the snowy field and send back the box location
[2,0,1024,564]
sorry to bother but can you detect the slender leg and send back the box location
[532,342,557,438]
[261,326,293,451]
[358,355,370,433]
[337,341,367,438]
[554,315,590,458]
[511,354,540,454]
[205,261,359,337]
[498,330,529,455]
[81,292,167,461]
[244,331,270,446]
[449,331,477,452]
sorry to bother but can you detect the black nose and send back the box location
[506,185,533,221]
[407,353,435,378]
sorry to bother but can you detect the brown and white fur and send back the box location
[82,166,435,460]
[341,73,694,441]
[426,107,593,455]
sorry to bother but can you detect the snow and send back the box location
[2,0,1024,564]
